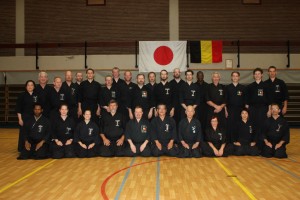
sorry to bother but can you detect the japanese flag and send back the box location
[139,41,187,72]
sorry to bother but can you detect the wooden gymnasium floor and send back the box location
[0,129,299,200]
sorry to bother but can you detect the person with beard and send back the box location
[75,72,83,87]
[99,75,120,115]
[151,104,178,157]
[17,104,50,160]
[180,70,199,119]
[233,109,260,156]
[99,100,126,157]
[206,72,227,129]
[178,106,203,158]
[16,80,39,151]
[35,71,52,118]
[125,106,152,157]
[202,116,233,157]
[261,104,290,158]
[265,66,289,116]
[145,72,157,120]
[62,70,78,121]
[169,68,185,125]
[154,70,175,117]
[118,71,137,122]
[49,77,71,121]
[146,72,157,94]
[50,104,76,158]
[245,68,269,149]
[225,71,245,143]
[74,109,100,158]
[77,68,101,124]
[130,74,154,120]
[196,71,209,133]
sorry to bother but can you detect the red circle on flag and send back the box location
[153,46,173,66]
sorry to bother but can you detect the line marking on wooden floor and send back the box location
[114,157,136,200]
[214,158,257,200]
[101,158,176,200]
[264,159,300,180]
[0,159,56,193]
[156,157,160,200]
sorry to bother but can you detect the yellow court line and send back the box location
[214,158,257,200]
[0,159,56,193]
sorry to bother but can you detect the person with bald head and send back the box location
[49,76,71,121]
[62,70,78,121]
[118,70,137,122]
[178,106,203,158]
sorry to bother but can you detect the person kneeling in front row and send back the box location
[99,100,126,157]
[178,106,203,158]
[202,116,233,157]
[125,106,152,157]
[233,108,260,156]
[74,110,100,158]
[50,104,76,159]
[151,104,179,157]
[261,104,290,158]
[17,104,50,160]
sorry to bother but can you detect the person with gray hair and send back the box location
[35,71,52,118]
[206,72,227,128]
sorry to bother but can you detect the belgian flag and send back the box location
[190,40,223,63]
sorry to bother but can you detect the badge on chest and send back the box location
[258,89,263,96]
[165,88,170,95]
[141,125,147,133]
[115,120,120,127]
[142,91,147,98]
[88,128,93,136]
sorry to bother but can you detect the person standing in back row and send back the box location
[16,80,39,152]
[154,70,175,117]
[225,71,245,143]
[169,68,185,125]
[264,66,289,116]
[196,71,208,133]
[179,69,199,119]
[77,68,101,124]
[206,72,227,129]
[245,68,269,149]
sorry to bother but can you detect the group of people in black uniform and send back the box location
[16,66,290,160]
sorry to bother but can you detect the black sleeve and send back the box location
[179,85,184,105]
[125,121,131,140]
[51,119,58,140]
[73,123,81,143]
[177,120,183,142]
[282,81,289,101]
[43,120,51,142]
[196,120,203,142]
[150,119,158,141]
[205,128,212,142]
[205,85,211,102]
[170,118,177,141]
[282,120,290,144]
[15,92,24,114]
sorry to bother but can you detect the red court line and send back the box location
[100,158,177,200]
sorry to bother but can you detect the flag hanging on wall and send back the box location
[190,40,223,63]
[139,41,187,72]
